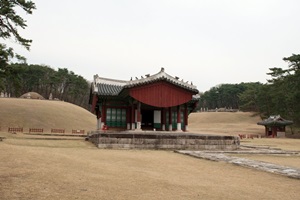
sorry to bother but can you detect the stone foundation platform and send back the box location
[88,131,240,150]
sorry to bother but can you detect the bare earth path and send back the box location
[1,138,300,200]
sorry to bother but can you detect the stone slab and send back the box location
[89,131,240,150]
[176,150,300,179]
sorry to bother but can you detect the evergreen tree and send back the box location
[0,0,36,89]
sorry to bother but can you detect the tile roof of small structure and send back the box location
[92,68,199,96]
[257,115,293,126]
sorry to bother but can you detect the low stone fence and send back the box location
[88,131,240,150]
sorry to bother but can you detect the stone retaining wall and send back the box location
[88,131,240,150]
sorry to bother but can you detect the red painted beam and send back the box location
[129,81,195,108]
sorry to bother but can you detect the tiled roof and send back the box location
[257,115,293,126]
[96,83,124,96]
[92,68,198,96]
[124,68,198,92]
[92,76,127,96]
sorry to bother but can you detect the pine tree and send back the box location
[0,0,36,88]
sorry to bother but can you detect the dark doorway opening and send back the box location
[141,109,153,130]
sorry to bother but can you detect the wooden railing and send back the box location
[51,129,65,134]
[8,127,23,133]
[72,129,85,134]
[29,128,44,133]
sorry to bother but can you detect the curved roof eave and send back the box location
[92,68,199,95]
[124,68,198,93]
[257,120,294,126]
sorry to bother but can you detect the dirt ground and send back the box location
[1,133,300,200]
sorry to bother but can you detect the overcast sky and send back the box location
[5,0,300,92]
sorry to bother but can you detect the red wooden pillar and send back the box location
[176,105,181,131]
[131,104,135,130]
[272,127,276,138]
[137,102,141,130]
[161,108,166,131]
[184,104,188,132]
[265,126,268,137]
[91,95,98,113]
[168,107,172,131]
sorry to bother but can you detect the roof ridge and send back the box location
[93,68,198,95]
[94,75,128,86]
[126,68,197,90]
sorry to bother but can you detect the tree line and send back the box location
[0,1,90,109]
[199,54,300,128]
[1,63,90,109]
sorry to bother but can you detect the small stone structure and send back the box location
[88,131,240,150]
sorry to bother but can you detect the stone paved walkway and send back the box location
[176,150,300,179]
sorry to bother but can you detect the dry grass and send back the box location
[1,140,300,200]
[241,138,300,151]
[231,154,300,169]
[0,98,96,133]
[1,102,300,199]
[189,112,265,136]
[234,138,300,169]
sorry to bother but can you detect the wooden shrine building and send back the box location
[257,115,293,137]
[89,68,199,131]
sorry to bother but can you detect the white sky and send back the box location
[4,0,300,92]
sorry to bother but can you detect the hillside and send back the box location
[189,112,265,136]
[0,98,96,133]
[0,98,265,136]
